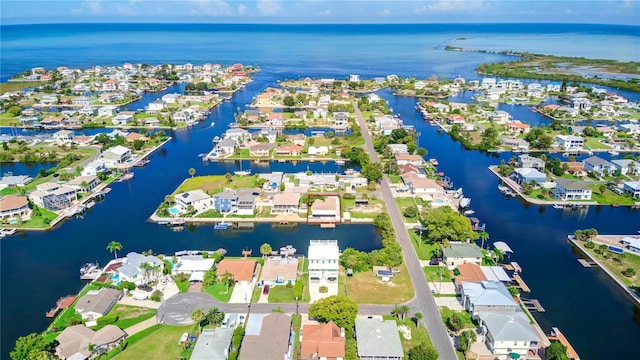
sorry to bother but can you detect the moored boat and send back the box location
[214,222,230,230]
[459,197,471,208]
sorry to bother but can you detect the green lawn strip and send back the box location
[388,174,402,184]
[111,324,196,360]
[204,282,233,303]
[251,285,261,303]
[587,185,635,205]
[344,263,414,304]
[439,306,475,331]
[422,266,452,282]
[175,175,257,194]
[267,285,296,303]
[173,276,190,293]
[0,81,46,94]
[584,138,611,150]
[92,305,156,331]
[409,231,439,261]
[382,316,434,353]
[581,244,640,287]
[291,314,302,360]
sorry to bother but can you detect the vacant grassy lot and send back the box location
[175,175,258,194]
[423,266,452,282]
[440,306,475,332]
[0,81,45,94]
[409,231,440,261]
[580,242,640,287]
[383,315,434,353]
[93,305,156,331]
[112,324,196,360]
[344,263,414,304]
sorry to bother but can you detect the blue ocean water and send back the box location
[1,23,640,360]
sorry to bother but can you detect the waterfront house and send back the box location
[225,128,252,145]
[572,97,592,111]
[401,173,443,194]
[311,197,340,220]
[557,106,579,117]
[259,128,278,143]
[308,240,339,285]
[276,144,302,156]
[236,188,257,215]
[501,138,530,151]
[41,117,65,128]
[555,135,584,151]
[213,189,238,214]
[142,117,160,127]
[67,175,100,193]
[239,313,293,360]
[443,242,483,269]
[79,107,97,116]
[460,281,518,317]
[355,318,403,360]
[612,159,640,175]
[172,256,215,282]
[489,110,510,123]
[266,113,284,126]
[552,179,592,201]
[564,162,587,177]
[249,143,275,157]
[101,145,131,165]
[300,321,345,360]
[125,132,149,143]
[72,135,94,146]
[55,325,126,360]
[454,263,488,287]
[147,100,165,112]
[447,114,466,124]
[0,175,32,187]
[74,288,123,321]
[334,111,349,130]
[162,93,182,103]
[511,167,547,185]
[308,146,330,157]
[621,237,640,252]
[82,159,107,176]
[260,258,298,286]
[387,143,409,155]
[29,183,77,211]
[53,130,74,143]
[216,258,256,285]
[286,134,306,146]
[98,106,118,117]
[506,121,531,134]
[394,154,425,166]
[190,328,235,360]
[0,195,31,221]
[271,192,301,214]
[72,96,92,107]
[518,154,545,170]
[215,138,237,155]
[174,189,212,214]
[583,156,617,176]
[118,252,164,285]
[477,311,539,357]
[112,113,133,126]
[623,181,640,198]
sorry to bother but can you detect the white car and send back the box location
[178,332,188,345]
[132,292,148,300]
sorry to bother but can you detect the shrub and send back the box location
[403,206,418,218]
[96,314,118,327]
[584,240,595,249]
[343,193,356,199]
[118,281,136,291]
[150,290,162,302]
[319,286,328,293]
[285,282,293,289]
[622,268,636,277]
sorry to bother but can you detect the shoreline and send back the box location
[568,235,640,307]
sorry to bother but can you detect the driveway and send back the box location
[229,281,253,303]
[308,282,338,302]
[156,293,219,325]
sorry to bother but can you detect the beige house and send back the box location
[271,192,301,214]
[0,195,32,221]
[55,324,126,359]
[260,258,299,286]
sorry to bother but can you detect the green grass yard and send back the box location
[204,282,233,303]
[111,324,196,360]
[175,175,257,194]
[423,266,452,282]
[343,263,414,304]
[92,305,156,331]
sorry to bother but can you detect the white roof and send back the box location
[176,189,210,204]
[481,266,511,282]
[621,237,640,249]
[173,257,215,273]
[493,241,514,254]
[189,272,205,282]
[107,145,130,156]
[308,240,340,261]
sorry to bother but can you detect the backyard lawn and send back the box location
[175,175,257,194]
[343,263,414,304]
[204,282,233,303]
[92,305,156,331]
[111,324,196,360]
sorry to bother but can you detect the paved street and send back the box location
[353,103,458,359]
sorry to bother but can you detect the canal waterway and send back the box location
[1,23,639,359]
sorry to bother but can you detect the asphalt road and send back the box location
[353,104,458,359]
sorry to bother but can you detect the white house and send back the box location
[443,242,483,269]
[612,159,640,176]
[477,311,539,357]
[171,256,215,283]
[623,181,640,198]
[555,135,584,151]
[98,106,118,117]
[118,252,164,285]
[553,179,592,201]
[147,100,165,112]
[174,190,213,214]
[74,288,123,321]
[583,156,617,176]
[53,130,74,143]
[308,240,339,285]
[112,114,133,126]
[66,175,100,193]
[101,145,131,165]
[29,183,77,211]
[82,159,107,176]
[162,93,182,104]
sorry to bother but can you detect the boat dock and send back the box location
[512,274,531,292]
[46,295,77,318]
[520,298,545,312]
[577,258,597,268]
[548,327,580,359]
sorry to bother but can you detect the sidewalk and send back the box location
[124,317,157,336]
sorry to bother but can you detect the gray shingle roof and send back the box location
[477,311,538,342]
[355,319,403,358]
[443,242,483,259]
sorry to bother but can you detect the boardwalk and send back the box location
[352,102,458,359]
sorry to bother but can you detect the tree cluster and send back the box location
[419,207,479,245]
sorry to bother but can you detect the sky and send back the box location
[1,0,639,25]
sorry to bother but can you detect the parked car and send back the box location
[262,284,270,295]
[178,332,188,345]
[137,284,152,292]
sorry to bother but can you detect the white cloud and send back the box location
[377,8,391,16]
[238,3,247,15]
[188,0,233,16]
[415,0,487,14]
[116,4,137,16]
[257,0,281,16]
[70,0,104,16]
[318,9,331,16]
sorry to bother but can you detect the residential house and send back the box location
[454,263,488,287]
[112,114,133,126]
[477,312,539,357]
[249,143,275,157]
[489,110,510,123]
[276,144,302,156]
[171,256,216,282]
[447,114,466,124]
[236,188,257,215]
[142,117,160,127]
[118,252,164,285]
[72,135,94,146]
[375,115,400,135]
[354,318,403,360]
[162,93,182,104]
[552,179,592,201]
[0,195,31,221]
[583,156,617,176]
[74,288,123,321]
[55,325,126,360]
[266,113,284,127]
[174,190,212,214]
[394,154,425,166]
[78,107,97,116]
[53,130,74,143]
[564,162,587,177]
[460,281,518,317]
[98,106,118,117]
[555,135,584,151]
[621,237,640,252]
[147,100,165,112]
[311,197,340,220]
[225,128,252,145]
[481,78,497,89]
[526,84,544,98]
[82,159,107,176]
[190,328,235,360]
[612,159,640,175]
[125,132,149,144]
[502,138,530,151]
[0,175,33,187]
[67,175,100,193]
[557,106,579,117]
[334,112,349,130]
[72,96,92,107]
[214,189,238,214]
[572,97,592,111]
[259,128,278,143]
[215,138,237,155]
[216,259,257,285]
[41,117,65,128]
[443,242,483,269]
[623,181,640,198]
[506,121,530,134]
[239,313,292,360]
[271,192,301,214]
[308,240,339,284]
[308,146,330,157]
[286,134,306,146]
[260,258,299,286]
[101,145,131,165]
[29,182,77,211]
[401,173,443,194]
[511,168,546,185]
[388,144,409,155]
[518,154,545,170]
[300,321,345,360]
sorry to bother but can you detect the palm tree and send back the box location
[492,248,504,264]
[188,168,196,178]
[222,271,234,293]
[191,308,205,330]
[260,243,272,258]
[207,307,225,327]
[479,231,489,249]
[413,312,424,328]
[398,305,410,321]
[139,262,152,285]
[106,241,123,259]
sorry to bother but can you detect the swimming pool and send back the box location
[9,219,17,224]
[110,274,121,286]
[433,199,445,205]
[169,207,179,215]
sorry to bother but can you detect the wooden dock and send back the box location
[521,298,545,312]
[320,223,336,229]
[512,274,530,292]
[577,258,597,268]
[46,295,77,318]
[548,327,580,359]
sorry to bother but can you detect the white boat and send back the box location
[459,197,471,208]
[234,170,251,176]
[118,172,134,182]
[86,200,95,209]
[429,158,439,166]
[335,160,345,165]
[279,245,297,257]
[1,228,17,235]
[552,203,564,209]
[608,150,620,156]
[463,210,475,216]
[453,188,463,199]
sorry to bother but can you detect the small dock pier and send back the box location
[512,274,530,292]
[520,298,545,312]
[548,327,580,359]
[320,223,336,229]
[46,295,77,318]
[577,258,597,268]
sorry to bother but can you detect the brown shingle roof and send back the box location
[455,263,488,286]
[0,195,29,211]
[311,197,337,211]
[301,321,345,359]
[273,192,300,207]
[239,313,291,360]
[216,259,256,283]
